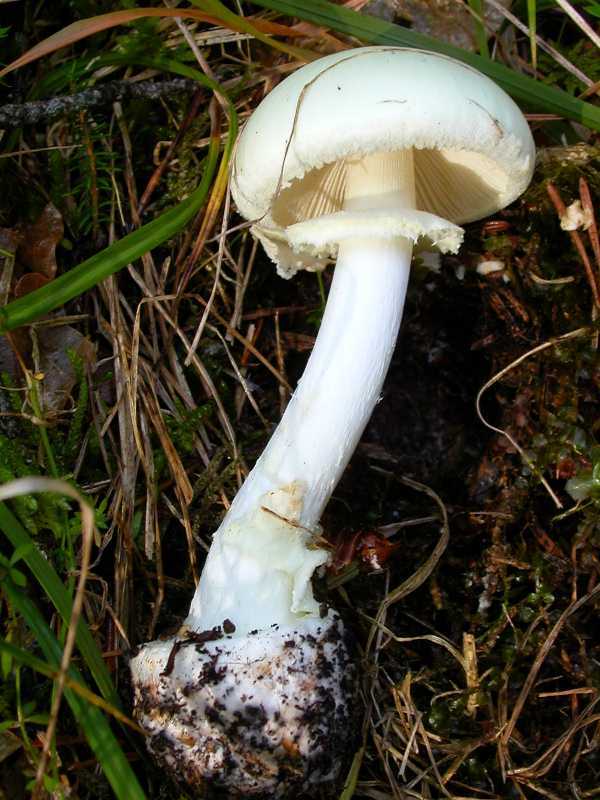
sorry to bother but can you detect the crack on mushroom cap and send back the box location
[231,47,535,279]
[130,613,357,798]
[232,48,534,226]
[286,208,465,259]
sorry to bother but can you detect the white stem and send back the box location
[229,238,412,529]
[186,151,415,634]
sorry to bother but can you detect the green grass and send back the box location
[467,0,491,58]
[0,502,119,707]
[2,575,147,800]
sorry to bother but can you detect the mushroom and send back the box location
[130,47,535,797]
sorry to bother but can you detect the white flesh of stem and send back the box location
[186,151,416,634]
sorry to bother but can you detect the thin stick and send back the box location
[0,78,197,129]
[546,182,600,309]
[137,88,205,217]
[580,178,600,272]
[485,0,596,89]
[476,327,591,510]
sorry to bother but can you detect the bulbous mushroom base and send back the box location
[130,613,356,798]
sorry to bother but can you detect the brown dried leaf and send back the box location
[17,204,64,278]
[13,272,51,298]
[280,331,316,352]
[37,326,95,412]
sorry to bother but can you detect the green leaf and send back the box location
[9,566,27,587]
[339,746,365,799]
[1,586,147,800]
[250,0,600,131]
[24,714,50,725]
[1,650,12,680]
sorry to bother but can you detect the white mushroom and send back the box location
[130,47,535,797]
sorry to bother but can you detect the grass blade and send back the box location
[339,746,366,800]
[0,641,141,733]
[250,0,600,131]
[0,502,119,708]
[554,0,600,50]
[3,578,147,800]
[467,0,490,58]
[527,0,538,69]
[189,0,314,59]
[0,7,308,81]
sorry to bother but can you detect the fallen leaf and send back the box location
[13,272,51,298]
[280,332,316,352]
[37,326,95,412]
[17,204,64,278]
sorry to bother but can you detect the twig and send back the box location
[580,78,600,100]
[546,182,600,309]
[137,88,206,217]
[485,0,596,90]
[0,78,197,129]
[579,178,600,272]
[475,326,592,509]
[501,583,600,748]
[274,311,289,415]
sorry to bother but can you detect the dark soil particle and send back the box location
[205,706,221,724]
[188,626,225,643]
[150,732,173,755]
[197,654,227,686]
